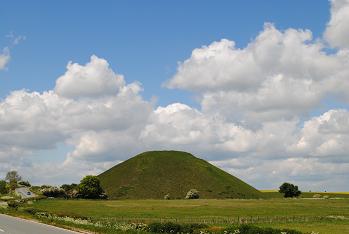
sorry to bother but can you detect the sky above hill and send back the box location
[1,0,349,191]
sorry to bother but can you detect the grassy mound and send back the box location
[98,151,262,199]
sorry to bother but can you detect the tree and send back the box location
[61,183,79,192]
[79,175,105,199]
[5,171,21,190]
[61,183,79,198]
[18,180,31,187]
[279,182,301,198]
[0,180,8,194]
[185,189,200,199]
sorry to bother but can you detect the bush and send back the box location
[41,187,66,198]
[148,222,207,233]
[7,200,20,209]
[222,224,303,234]
[60,184,80,198]
[0,180,8,194]
[185,189,199,199]
[23,207,42,215]
[18,181,31,187]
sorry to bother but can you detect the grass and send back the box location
[261,191,349,199]
[22,198,349,234]
[99,151,262,199]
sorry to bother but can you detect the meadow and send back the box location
[24,197,349,234]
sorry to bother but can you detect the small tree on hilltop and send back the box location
[79,175,105,199]
[279,182,301,198]
[185,189,200,199]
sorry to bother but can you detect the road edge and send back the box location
[0,213,91,234]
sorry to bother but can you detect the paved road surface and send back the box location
[15,187,36,199]
[0,214,79,234]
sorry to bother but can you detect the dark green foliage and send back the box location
[148,222,207,233]
[279,182,302,198]
[99,151,262,199]
[61,183,78,192]
[0,180,8,194]
[222,224,303,234]
[79,175,105,199]
[18,180,31,187]
[7,200,20,209]
[23,207,43,215]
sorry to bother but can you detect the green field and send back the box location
[261,190,349,199]
[24,198,349,234]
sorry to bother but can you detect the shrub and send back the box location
[185,189,199,199]
[148,222,207,233]
[222,224,303,234]
[7,200,20,209]
[18,181,31,187]
[0,180,8,194]
[41,186,66,198]
[61,184,80,198]
[23,207,42,215]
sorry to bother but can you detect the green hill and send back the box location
[98,151,263,199]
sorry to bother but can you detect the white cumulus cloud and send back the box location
[55,55,126,98]
[325,0,349,49]
[0,47,10,70]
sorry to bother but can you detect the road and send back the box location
[15,187,36,199]
[0,214,80,234]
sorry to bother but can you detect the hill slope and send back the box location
[98,151,262,199]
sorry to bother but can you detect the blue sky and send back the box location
[1,0,349,191]
[0,0,330,105]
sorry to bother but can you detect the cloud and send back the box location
[292,109,349,160]
[0,55,152,183]
[167,23,349,125]
[0,33,26,70]
[325,0,349,49]
[212,157,349,191]
[0,47,10,70]
[55,55,126,98]
[140,103,298,159]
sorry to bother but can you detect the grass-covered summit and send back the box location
[98,151,262,199]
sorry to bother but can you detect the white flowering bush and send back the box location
[185,189,199,199]
[41,186,66,198]
[35,212,148,232]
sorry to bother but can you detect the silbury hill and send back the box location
[98,151,263,199]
